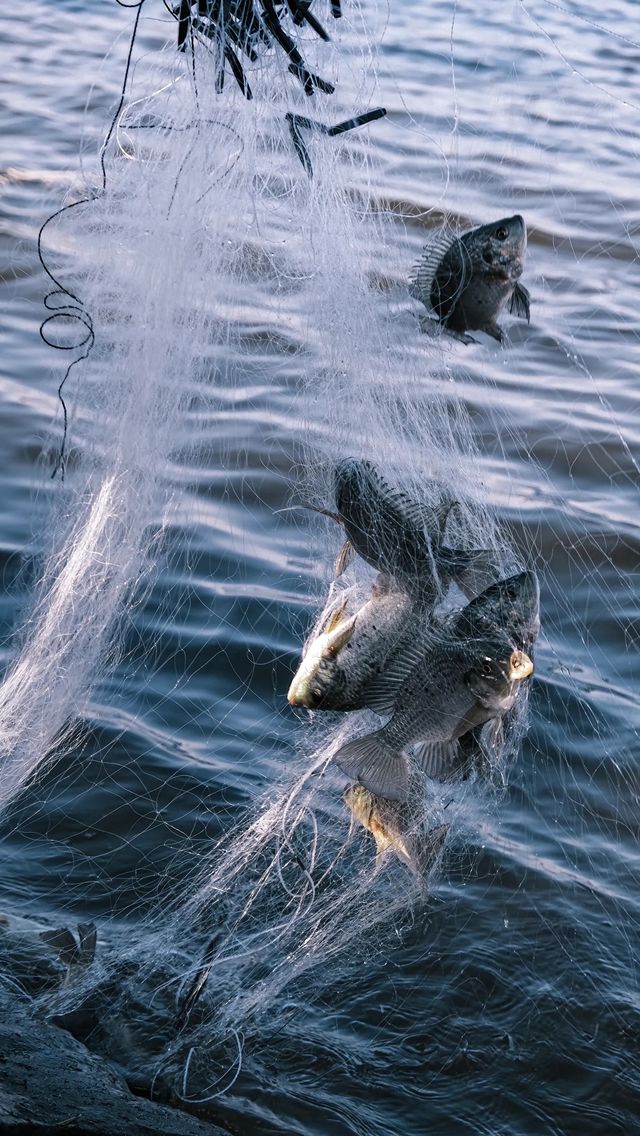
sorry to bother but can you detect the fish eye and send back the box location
[495,226,508,240]
[311,687,323,703]
[480,659,494,677]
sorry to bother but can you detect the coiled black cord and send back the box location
[37,0,146,479]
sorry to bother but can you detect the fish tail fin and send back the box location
[439,547,499,598]
[39,927,79,967]
[409,228,457,309]
[77,921,97,966]
[334,732,409,801]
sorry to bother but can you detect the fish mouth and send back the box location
[287,613,357,706]
[508,650,534,682]
[287,684,306,707]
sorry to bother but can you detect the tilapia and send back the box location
[334,571,538,801]
[344,783,449,875]
[332,458,498,602]
[454,566,540,653]
[288,580,416,710]
[410,214,530,344]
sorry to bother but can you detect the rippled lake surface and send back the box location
[1,1,640,1133]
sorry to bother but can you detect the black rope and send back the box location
[171,0,337,97]
[286,107,387,177]
[169,3,387,168]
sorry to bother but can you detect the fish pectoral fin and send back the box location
[410,739,468,781]
[452,704,493,738]
[334,539,354,578]
[418,314,441,336]
[335,733,409,801]
[484,715,504,755]
[372,831,394,855]
[322,598,350,634]
[395,823,450,876]
[509,282,531,323]
[324,612,358,654]
[358,688,396,716]
[361,637,428,715]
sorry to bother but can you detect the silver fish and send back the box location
[332,458,497,602]
[410,214,530,344]
[287,582,415,710]
[334,572,537,801]
[344,783,449,875]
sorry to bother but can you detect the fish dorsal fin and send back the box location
[430,498,457,541]
[389,491,454,538]
[359,633,428,714]
[409,228,457,308]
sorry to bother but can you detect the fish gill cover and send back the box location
[0,0,639,1131]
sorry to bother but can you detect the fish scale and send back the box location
[287,585,417,711]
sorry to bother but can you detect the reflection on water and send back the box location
[1,1,640,1132]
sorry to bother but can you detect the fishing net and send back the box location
[0,0,638,1131]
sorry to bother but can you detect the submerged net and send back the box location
[2,0,638,1129]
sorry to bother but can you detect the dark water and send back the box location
[2,1,640,1133]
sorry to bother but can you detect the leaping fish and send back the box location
[410,214,530,344]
